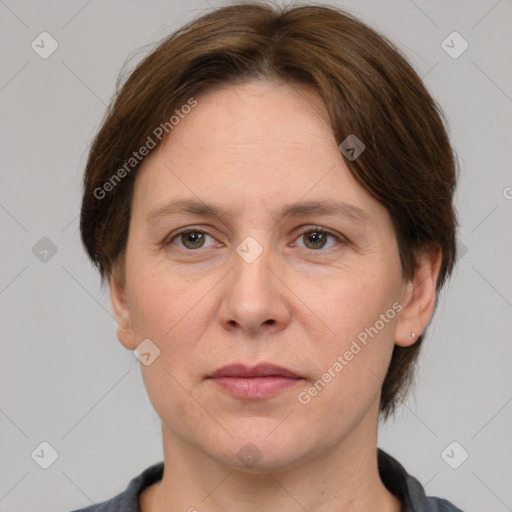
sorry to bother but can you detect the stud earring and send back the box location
[411,332,417,339]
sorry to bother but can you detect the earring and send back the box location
[411,332,417,339]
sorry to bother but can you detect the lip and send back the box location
[209,363,301,379]
[208,363,303,400]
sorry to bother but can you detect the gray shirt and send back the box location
[70,449,464,511]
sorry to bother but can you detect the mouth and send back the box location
[207,363,304,400]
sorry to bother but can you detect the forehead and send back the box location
[131,80,385,224]
[163,80,335,163]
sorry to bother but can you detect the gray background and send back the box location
[1,0,511,511]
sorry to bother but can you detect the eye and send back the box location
[294,227,342,250]
[168,229,218,250]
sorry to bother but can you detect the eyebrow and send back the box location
[146,198,371,225]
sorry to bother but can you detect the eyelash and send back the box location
[294,226,344,250]
[165,225,345,251]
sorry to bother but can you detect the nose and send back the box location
[218,239,292,337]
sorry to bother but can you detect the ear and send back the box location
[395,245,442,347]
[109,262,138,351]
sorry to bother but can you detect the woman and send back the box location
[76,2,462,511]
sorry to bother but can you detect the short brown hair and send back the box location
[80,2,458,418]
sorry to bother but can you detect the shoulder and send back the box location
[68,462,164,512]
[404,472,465,511]
[377,449,465,512]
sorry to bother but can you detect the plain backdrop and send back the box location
[1,1,511,511]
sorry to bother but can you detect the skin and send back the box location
[110,80,441,512]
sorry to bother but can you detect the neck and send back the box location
[141,410,401,512]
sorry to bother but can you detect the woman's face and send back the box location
[113,80,413,469]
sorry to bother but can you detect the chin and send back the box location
[210,419,316,472]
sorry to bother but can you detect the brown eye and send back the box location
[295,227,341,251]
[181,231,206,249]
[303,231,328,249]
[169,230,216,250]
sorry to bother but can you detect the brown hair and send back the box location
[80,2,458,418]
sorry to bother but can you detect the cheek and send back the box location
[125,258,218,384]
[127,265,213,432]
[126,255,204,338]
[302,261,401,345]
[294,261,401,407]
